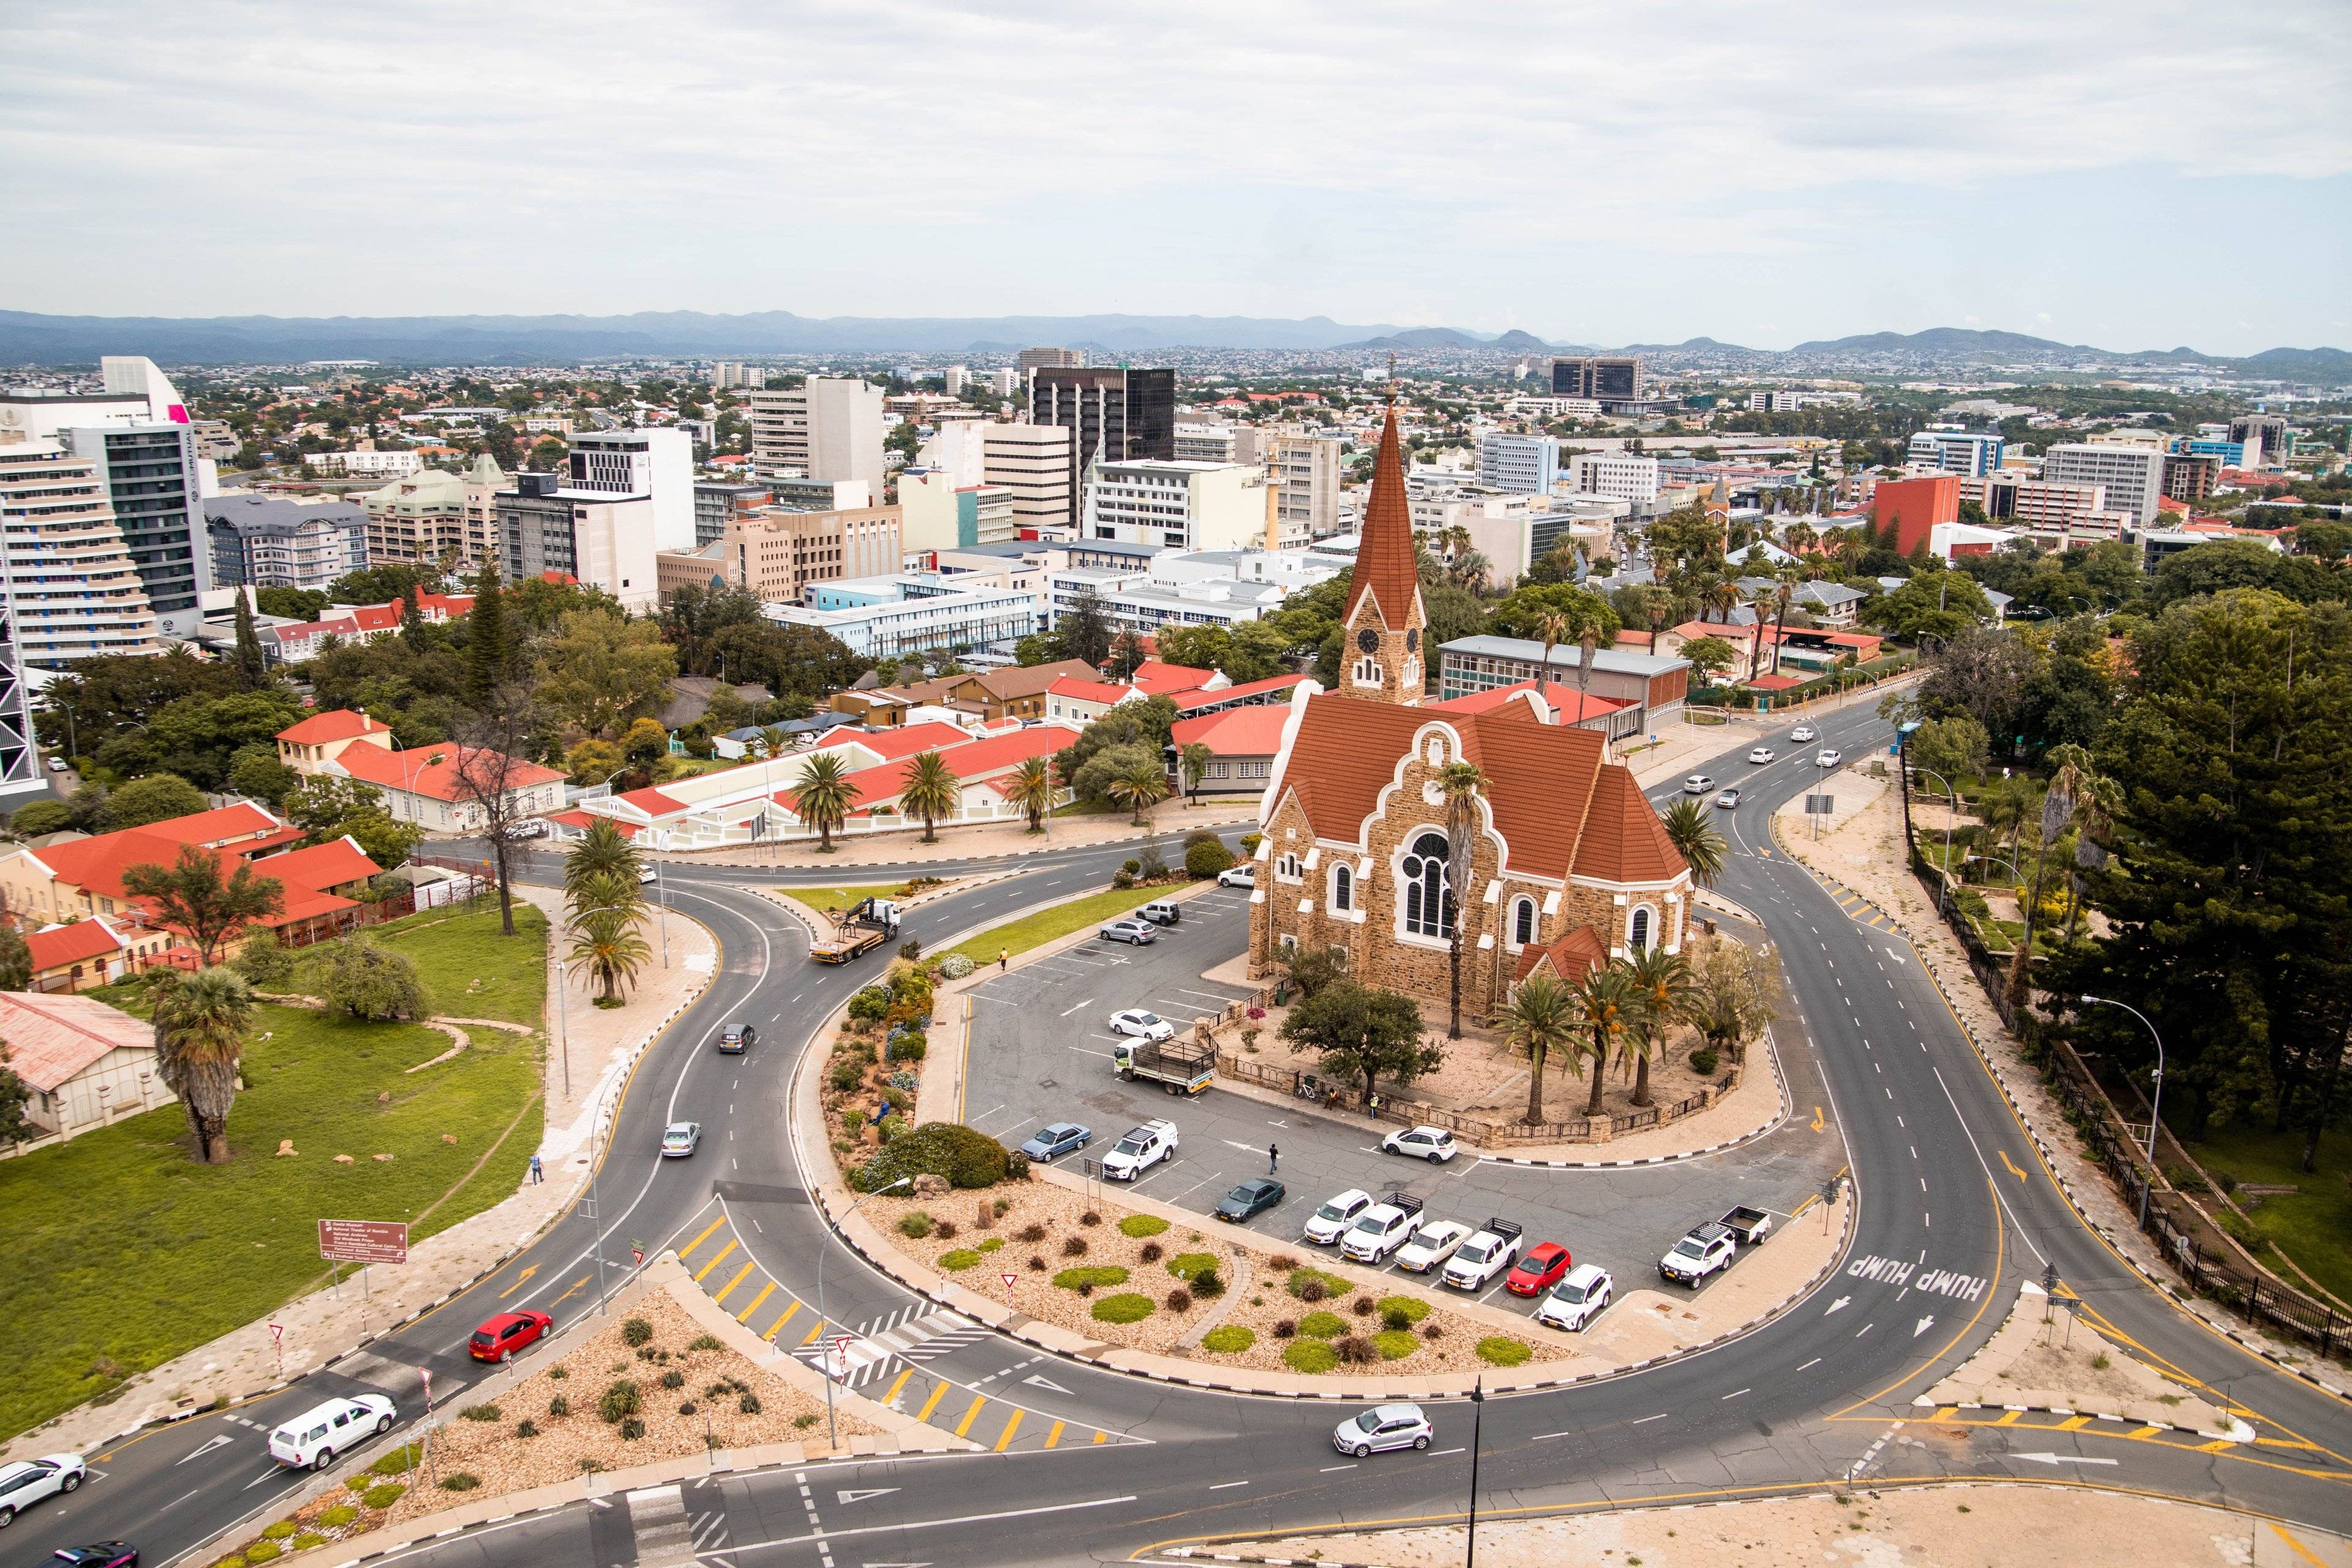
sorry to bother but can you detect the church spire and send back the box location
[1338,401,1426,706]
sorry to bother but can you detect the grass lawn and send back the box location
[940,883,1174,968]
[789,884,911,916]
[2186,1123,2352,1308]
[288,903,549,1027]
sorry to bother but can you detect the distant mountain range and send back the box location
[0,311,2341,380]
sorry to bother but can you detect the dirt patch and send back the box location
[1924,1284,2225,1431]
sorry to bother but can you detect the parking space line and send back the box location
[693,1240,739,1281]
[1044,1419,1065,1449]
[916,1383,949,1424]
[882,1368,914,1408]
[679,1216,728,1257]
[734,1281,777,1324]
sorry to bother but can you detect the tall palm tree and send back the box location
[1002,755,1056,834]
[1660,797,1726,889]
[1178,741,1215,805]
[793,752,861,852]
[1438,760,1488,1040]
[1574,629,1600,717]
[760,725,789,761]
[1623,944,1700,1108]
[897,751,960,843]
[151,965,254,1164]
[570,905,654,1003]
[565,820,641,910]
[568,867,644,927]
[1782,519,1818,559]
[1570,963,1642,1118]
[1702,578,1740,624]
[1533,608,1574,715]
[1106,758,1169,829]
[1501,972,1578,1126]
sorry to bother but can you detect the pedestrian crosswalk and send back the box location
[788,1304,992,1386]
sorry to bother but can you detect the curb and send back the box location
[1918,1399,2232,1440]
[1477,1023,1792,1170]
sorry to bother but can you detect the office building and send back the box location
[495,473,660,612]
[694,481,770,548]
[661,503,903,606]
[1081,459,1265,551]
[931,421,1074,536]
[205,492,368,592]
[1550,355,1645,400]
[898,469,1014,553]
[984,368,1019,399]
[1960,473,2120,532]
[359,454,505,570]
[304,450,421,479]
[1028,368,1177,528]
[189,420,242,462]
[940,366,968,396]
[1871,473,1961,554]
[2230,415,2290,469]
[1906,429,2005,477]
[1175,423,1264,464]
[713,362,766,391]
[769,476,872,513]
[1509,396,1601,421]
[2174,437,2256,470]
[0,440,164,669]
[1017,347,1087,375]
[2161,453,2220,505]
[766,574,1039,658]
[1569,452,1661,505]
[1268,432,1343,543]
[566,427,693,552]
[747,377,888,499]
[1476,432,1561,495]
[2043,443,2163,527]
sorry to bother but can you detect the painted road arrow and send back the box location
[837,1487,900,1504]
[1824,1295,1850,1315]
[497,1264,539,1299]
[2013,1452,2119,1466]
[1913,1315,1936,1337]
[1023,1373,1074,1395]
[175,1433,234,1465]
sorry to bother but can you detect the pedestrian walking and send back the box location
[1268,1142,1280,1174]
[999,948,1009,972]
[527,1153,543,1185]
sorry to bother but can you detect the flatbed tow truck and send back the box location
[810,897,902,963]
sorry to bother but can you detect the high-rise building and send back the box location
[1569,452,1661,505]
[205,492,368,592]
[693,481,770,548]
[358,455,506,570]
[932,421,1073,537]
[1017,347,1087,376]
[495,472,659,612]
[1174,423,1263,464]
[984,368,1020,399]
[0,440,163,670]
[1476,432,1561,494]
[2043,443,2163,527]
[747,378,887,500]
[713,361,767,391]
[568,428,694,551]
[2161,452,2220,504]
[896,469,1016,554]
[2230,415,2290,469]
[1028,368,1176,529]
[1080,459,1265,551]
[940,366,968,396]
[1906,430,2005,477]
[1268,432,1344,543]
[1550,356,1645,400]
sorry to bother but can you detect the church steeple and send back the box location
[1340,403,1425,705]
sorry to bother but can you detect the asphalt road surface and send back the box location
[10,699,2348,1568]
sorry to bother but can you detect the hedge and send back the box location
[850,1120,1011,1191]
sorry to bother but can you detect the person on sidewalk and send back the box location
[528,1153,543,1185]
[1268,1143,1279,1175]
[999,948,1009,972]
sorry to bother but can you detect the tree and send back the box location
[151,965,255,1163]
[145,690,306,791]
[0,923,30,991]
[1689,933,1782,1063]
[1501,973,1578,1125]
[570,905,654,1003]
[1482,582,1613,646]
[1438,761,1487,1040]
[1280,941,1351,1000]
[565,738,625,787]
[227,745,300,808]
[1532,608,1573,709]
[318,936,430,1021]
[1867,569,1994,643]
[0,1042,33,1145]
[232,594,268,690]
[1106,757,1170,829]
[793,752,861,851]
[1623,944,1699,1107]
[1055,589,1114,668]
[104,772,209,830]
[535,609,679,739]
[7,799,72,838]
[122,845,285,963]
[256,587,329,623]
[229,928,296,989]
[1907,714,1990,785]
[449,682,542,938]
[565,816,642,895]
[1570,963,1643,1117]
[399,589,429,653]
[1178,741,1214,804]
[462,557,508,708]
[1660,797,1725,888]
[897,751,960,843]
[1681,635,1737,685]
[1278,979,1443,1104]
[1002,756,1056,834]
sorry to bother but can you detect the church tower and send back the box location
[1339,405,1426,706]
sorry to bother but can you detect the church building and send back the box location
[1245,407,1694,1020]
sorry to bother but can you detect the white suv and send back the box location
[1303,1188,1373,1246]
[269,1393,395,1470]
[0,1453,86,1526]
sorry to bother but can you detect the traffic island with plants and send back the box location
[824,962,936,1165]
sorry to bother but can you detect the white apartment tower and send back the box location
[0,440,164,670]
[2042,443,2163,527]
[568,427,695,551]
[1268,432,1343,542]
[1477,432,1561,495]
[1570,452,1662,505]
[748,378,886,500]
[931,421,1072,537]
[1081,459,1265,551]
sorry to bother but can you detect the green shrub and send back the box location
[1477,1336,1532,1367]
[548,1394,570,1417]
[317,1505,358,1529]
[1052,1264,1130,1291]
[830,1059,864,1091]
[1376,1295,1431,1325]
[620,1317,654,1347]
[1165,1251,1218,1280]
[1117,1213,1170,1238]
[1286,1266,1348,1300]
[1240,832,1263,856]
[516,1419,538,1438]
[290,1536,326,1554]
[938,952,975,979]
[619,1417,646,1440]
[886,1034,927,1063]
[978,1235,1004,1253]
[1091,1292,1156,1324]
[209,1556,246,1568]
[459,1403,500,1422]
[794,1412,820,1429]
[1187,1265,1225,1297]
[1283,1339,1338,1374]
[659,1369,685,1390]
[1374,1329,1420,1360]
[938,1248,982,1271]
[1297,1311,1349,1339]
[243,1544,282,1564]
[368,1444,421,1476]
[688,1333,722,1351]
[897,1210,933,1238]
[599,1379,642,1423]
[360,1483,406,1510]
[1201,1325,1256,1354]
[738,1392,761,1414]
[260,1523,296,1541]
[548,1365,568,1379]
[851,1120,1009,1191]
[848,985,891,1023]
[1186,840,1237,878]
[439,1472,480,1492]
[1691,1046,1720,1077]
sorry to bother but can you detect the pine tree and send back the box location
[399,587,429,652]
[463,558,507,708]
[231,593,268,690]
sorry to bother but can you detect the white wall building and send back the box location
[1906,430,2005,477]
[1267,432,1344,543]
[2042,442,2164,527]
[567,426,694,551]
[748,377,886,499]
[1569,452,1661,505]
[767,576,1039,657]
[303,449,423,478]
[1082,459,1265,551]
[929,421,1071,537]
[0,440,163,671]
[1476,433,1560,495]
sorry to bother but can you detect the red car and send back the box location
[1505,1242,1572,1297]
[469,1310,552,1362]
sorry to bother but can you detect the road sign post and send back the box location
[832,1335,854,1380]
[268,1322,284,1381]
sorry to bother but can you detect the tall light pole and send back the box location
[1911,767,1963,914]
[815,1177,910,1447]
[2081,993,2164,1223]
[551,944,612,1311]
[1464,1378,1485,1568]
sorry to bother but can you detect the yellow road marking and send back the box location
[734,1281,776,1323]
[954,1394,987,1438]
[679,1216,727,1257]
[692,1240,737,1281]
[2127,1425,2163,1439]
[1993,1409,2022,1427]
[496,1264,538,1299]
[763,1301,799,1341]
[800,1320,826,1347]
[2059,1415,2092,1431]
[1927,1406,1956,1423]
[1809,1104,1825,1132]
[994,1409,1025,1452]
[712,1262,756,1305]
[1044,1419,1065,1449]
[1997,1150,2029,1182]
[553,1275,591,1306]
[916,1383,949,1424]
[2195,1438,2237,1453]
[1093,1428,1108,1444]
[881,1368,914,1408]
[2269,1523,2332,1568]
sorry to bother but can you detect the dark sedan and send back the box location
[717,1023,756,1054]
[53,1547,138,1568]
[1215,1178,1286,1222]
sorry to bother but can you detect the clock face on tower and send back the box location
[1357,627,1380,654]
[1406,628,1420,652]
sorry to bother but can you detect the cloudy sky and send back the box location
[6,1,2348,353]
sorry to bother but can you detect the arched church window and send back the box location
[1629,904,1654,952]
[1401,831,1452,939]
[1512,896,1536,947]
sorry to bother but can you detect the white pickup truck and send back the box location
[1440,1218,1523,1292]
[1340,1196,1425,1264]
[1101,1119,1178,1180]
[1658,1221,1738,1286]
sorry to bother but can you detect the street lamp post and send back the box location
[1910,767,1964,914]
[551,946,614,1312]
[1464,1378,1485,1568]
[2081,993,2165,1223]
[816,1177,910,1447]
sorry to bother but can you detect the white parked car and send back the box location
[1333,1403,1432,1457]
[1100,1119,1178,1180]
[1790,725,1816,742]
[1216,864,1254,888]
[1099,918,1157,945]
[1747,746,1775,764]
[1393,1218,1474,1275]
[1339,1199,1425,1264]
[1303,1188,1374,1246]
[0,1453,86,1526]
[1381,1125,1458,1164]
[1535,1264,1615,1332]
[1659,1223,1738,1286]
[1107,1009,1175,1042]
[1815,748,1842,769]
[268,1393,395,1471]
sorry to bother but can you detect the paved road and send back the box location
[10,704,2348,1567]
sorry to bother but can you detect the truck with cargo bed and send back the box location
[810,897,901,963]
[1112,1036,1216,1095]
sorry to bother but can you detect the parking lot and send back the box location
[960,883,1849,1335]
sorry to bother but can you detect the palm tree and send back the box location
[1623,944,1700,1108]
[1702,578,1740,624]
[793,751,861,852]
[897,751,960,843]
[1002,755,1056,834]
[570,905,653,1003]
[1660,797,1727,889]
[1782,519,1818,559]
[1743,589,1779,682]
[568,867,644,927]
[1570,963,1642,1117]
[1106,758,1169,829]
[1438,760,1488,1040]
[1178,741,1215,805]
[760,725,788,761]
[1533,608,1573,715]
[565,819,640,908]
[1501,972,1578,1125]
[1574,629,1600,717]
[151,966,255,1164]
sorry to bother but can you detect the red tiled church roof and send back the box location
[1344,405,1422,631]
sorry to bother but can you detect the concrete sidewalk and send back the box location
[654,800,1260,869]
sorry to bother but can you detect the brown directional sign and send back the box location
[317,1219,409,1265]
